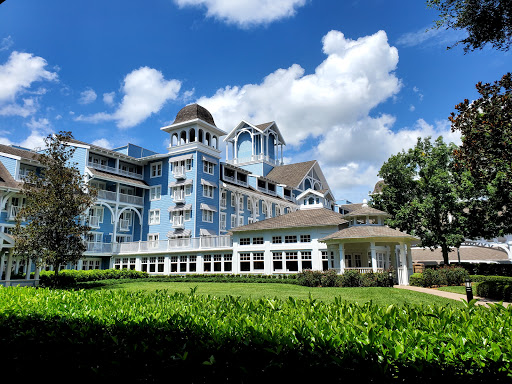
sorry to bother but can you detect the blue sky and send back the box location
[0,0,510,203]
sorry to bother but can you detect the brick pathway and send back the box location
[394,285,511,308]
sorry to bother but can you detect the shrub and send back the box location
[458,263,512,277]
[297,270,323,287]
[476,280,512,301]
[410,273,424,287]
[415,266,469,287]
[38,269,148,287]
[340,270,364,287]
[320,269,341,287]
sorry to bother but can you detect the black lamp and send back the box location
[465,278,473,302]
[388,270,394,287]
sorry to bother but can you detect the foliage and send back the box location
[476,280,512,301]
[321,269,342,287]
[450,73,512,238]
[12,131,97,275]
[411,266,469,287]
[371,136,469,264]
[1,287,511,382]
[460,262,512,277]
[37,268,148,287]
[427,0,512,52]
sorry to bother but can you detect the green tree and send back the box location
[13,131,97,277]
[371,136,468,265]
[449,72,512,238]
[427,0,512,52]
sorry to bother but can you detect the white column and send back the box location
[370,242,377,272]
[339,243,345,274]
[280,144,283,164]
[5,249,13,284]
[25,258,32,279]
[77,260,83,270]
[0,252,5,279]
[197,254,204,273]
[399,242,408,285]
[234,138,238,162]
[264,236,272,275]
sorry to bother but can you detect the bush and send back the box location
[297,270,323,287]
[476,280,512,301]
[321,269,341,287]
[410,273,424,287]
[414,266,469,287]
[458,263,512,277]
[38,269,148,288]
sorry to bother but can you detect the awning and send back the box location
[200,203,217,212]
[169,179,193,188]
[167,229,191,238]
[168,204,192,212]
[202,155,217,164]
[200,228,217,236]
[201,178,217,188]
[169,153,194,163]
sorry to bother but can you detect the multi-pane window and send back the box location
[247,199,252,211]
[253,252,264,270]
[354,254,362,268]
[231,214,237,228]
[301,251,312,270]
[240,238,251,245]
[214,254,222,272]
[148,234,159,248]
[185,159,192,171]
[220,213,227,230]
[202,209,214,223]
[150,185,161,201]
[203,184,214,198]
[273,252,283,271]
[253,237,264,245]
[272,236,282,244]
[238,196,244,212]
[151,162,162,178]
[345,254,353,268]
[322,251,329,271]
[185,184,192,195]
[231,193,236,207]
[240,253,251,272]
[141,256,164,273]
[203,160,214,175]
[224,254,232,272]
[220,190,227,208]
[238,216,244,227]
[114,258,136,270]
[149,209,160,225]
[300,234,311,243]
[203,255,212,272]
[284,235,297,243]
[286,252,299,272]
[189,255,197,272]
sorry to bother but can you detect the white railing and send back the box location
[119,193,143,206]
[87,161,143,180]
[115,235,233,254]
[172,216,184,228]
[173,165,186,179]
[89,215,100,228]
[85,242,113,253]
[119,219,130,231]
[344,267,385,274]
[258,187,276,196]
[96,189,117,201]
[8,206,22,220]
[222,174,248,187]
[172,190,185,203]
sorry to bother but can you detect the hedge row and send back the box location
[297,269,393,287]
[474,276,512,301]
[38,269,148,287]
[457,263,512,277]
[410,266,469,287]
[1,287,511,382]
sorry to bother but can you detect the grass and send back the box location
[91,281,464,307]
[436,282,480,295]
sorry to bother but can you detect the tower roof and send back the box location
[172,103,216,127]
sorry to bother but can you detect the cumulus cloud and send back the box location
[92,138,113,149]
[174,0,306,27]
[0,36,14,51]
[0,51,58,117]
[78,88,97,104]
[76,67,181,129]
[103,91,115,106]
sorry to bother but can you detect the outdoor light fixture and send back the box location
[388,271,394,288]
[465,278,473,302]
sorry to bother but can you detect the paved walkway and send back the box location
[395,285,512,307]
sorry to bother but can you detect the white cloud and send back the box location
[174,0,306,27]
[103,91,115,106]
[396,26,467,48]
[0,51,58,117]
[76,67,181,129]
[78,88,97,104]
[0,36,14,51]
[92,138,113,149]
[26,117,51,130]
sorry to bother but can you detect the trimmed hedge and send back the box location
[38,269,148,287]
[458,263,512,277]
[474,276,512,301]
[297,269,392,287]
[410,266,469,288]
[1,287,511,383]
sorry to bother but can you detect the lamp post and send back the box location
[465,278,473,302]
[388,271,394,288]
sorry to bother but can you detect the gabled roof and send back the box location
[265,160,316,188]
[0,144,41,162]
[230,208,347,232]
[0,162,21,189]
[342,206,390,218]
[320,225,418,242]
[223,120,285,144]
[412,246,509,263]
[87,168,149,188]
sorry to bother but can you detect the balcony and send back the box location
[96,189,143,206]
[173,165,186,179]
[172,190,185,203]
[172,216,184,229]
[8,206,22,221]
[223,174,248,187]
[85,242,113,254]
[87,161,143,180]
[115,235,233,254]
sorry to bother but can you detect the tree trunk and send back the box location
[441,244,450,265]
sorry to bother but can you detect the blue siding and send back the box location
[0,156,17,178]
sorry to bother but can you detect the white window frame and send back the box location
[220,212,227,230]
[202,209,214,223]
[150,185,161,201]
[90,206,104,223]
[151,162,162,178]
[185,184,192,196]
[231,214,237,228]
[238,216,244,227]
[149,209,160,225]
[203,184,214,198]
[231,193,236,207]
[203,160,214,175]
[185,159,193,171]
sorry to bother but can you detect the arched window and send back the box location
[212,136,217,149]
[308,197,315,205]
[180,131,187,145]
[206,132,211,146]
[189,128,196,142]
[171,133,178,147]
[198,129,204,144]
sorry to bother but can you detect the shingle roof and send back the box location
[412,246,509,262]
[343,206,389,218]
[0,162,21,189]
[320,225,418,242]
[255,122,274,131]
[0,144,41,161]
[265,160,316,188]
[172,103,216,127]
[88,168,149,187]
[230,208,347,232]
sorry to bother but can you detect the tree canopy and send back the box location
[371,136,469,265]
[427,0,512,52]
[13,131,97,275]
[450,72,512,238]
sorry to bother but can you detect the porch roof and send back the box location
[320,225,418,243]
[88,168,149,188]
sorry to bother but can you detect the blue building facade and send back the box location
[0,104,338,276]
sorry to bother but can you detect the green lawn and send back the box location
[436,283,480,295]
[94,281,463,307]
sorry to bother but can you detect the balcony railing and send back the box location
[172,190,185,203]
[173,165,186,179]
[95,189,143,206]
[8,206,22,220]
[223,174,248,187]
[113,236,233,254]
[87,161,143,180]
[85,242,113,254]
[172,216,184,228]
[344,267,384,274]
